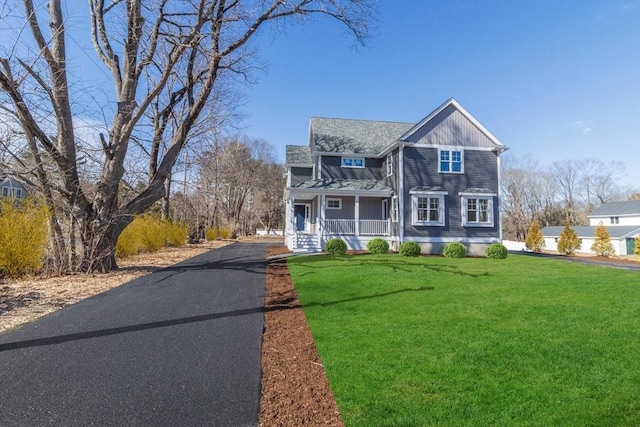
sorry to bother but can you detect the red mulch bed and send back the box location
[259,247,343,427]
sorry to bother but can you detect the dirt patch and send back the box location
[259,255,343,427]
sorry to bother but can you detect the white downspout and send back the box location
[355,195,360,239]
[319,194,326,250]
[399,146,405,245]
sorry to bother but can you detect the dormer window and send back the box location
[341,157,364,168]
[439,149,463,173]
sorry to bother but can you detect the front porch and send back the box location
[285,192,394,252]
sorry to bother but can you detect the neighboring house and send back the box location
[542,200,640,256]
[0,176,27,200]
[284,98,509,254]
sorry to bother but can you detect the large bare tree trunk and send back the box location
[0,0,372,272]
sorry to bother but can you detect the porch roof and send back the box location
[288,179,393,196]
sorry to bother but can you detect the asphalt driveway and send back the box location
[0,242,267,426]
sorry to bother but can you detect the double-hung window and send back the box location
[460,193,495,227]
[411,191,446,226]
[391,196,399,222]
[341,157,364,168]
[1,187,8,197]
[439,149,463,173]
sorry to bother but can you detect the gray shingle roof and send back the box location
[410,186,446,192]
[291,179,392,192]
[589,201,640,217]
[310,117,413,155]
[542,225,640,239]
[285,145,312,165]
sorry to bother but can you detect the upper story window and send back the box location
[341,157,364,168]
[386,154,393,177]
[327,198,342,210]
[439,149,463,173]
[610,216,619,224]
[411,191,446,226]
[461,193,495,227]
[1,186,22,198]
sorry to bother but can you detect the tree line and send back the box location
[501,154,639,241]
[167,136,285,239]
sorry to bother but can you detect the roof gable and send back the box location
[400,98,507,151]
[309,117,413,155]
[589,200,640,217]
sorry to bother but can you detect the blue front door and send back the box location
[294,205,306,231]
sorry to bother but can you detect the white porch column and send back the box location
[319,194,326,248]
[355,195,360,236]
[288,193,295,230]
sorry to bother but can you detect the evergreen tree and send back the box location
[525,219,545,253]
[557,223,581,255]
[590,223,615,257]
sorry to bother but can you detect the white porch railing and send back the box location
[359,220,389,236]
[321,219,388,236]
[323,219,356,235]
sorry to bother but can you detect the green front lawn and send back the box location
[288,254,640,426]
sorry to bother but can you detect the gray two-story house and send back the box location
[284,98,509,255]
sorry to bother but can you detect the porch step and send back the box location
[294,234,322,252]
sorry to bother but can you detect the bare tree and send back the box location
[552,159,583,224]
[579,158,624,208]
[0,0,372,272]
[254,162,286,233]
[193,136,284,237]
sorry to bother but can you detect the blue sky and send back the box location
[1,0,638,189]
[243,0,640,189]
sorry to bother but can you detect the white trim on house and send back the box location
[497,153,504,241]
[412,144,496,152]
[399,146,405,244]
[438,148,464,174]
[386,153,393,177]
[411,192,446,226]
[460,194,495,227]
